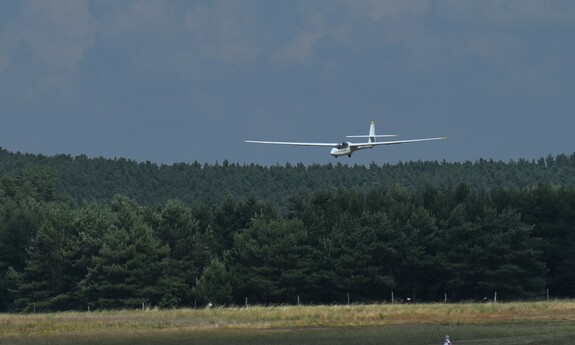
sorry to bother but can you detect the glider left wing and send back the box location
[244,140,337,147]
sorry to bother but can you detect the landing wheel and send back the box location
[348,154,351,157]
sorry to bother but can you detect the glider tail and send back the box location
[345,121,397,142]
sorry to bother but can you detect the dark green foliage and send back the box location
[148,199,213,307]
[1,149,575,311]
[502,184,575,297]
[81,196,170,309]
[11,206,80,311]
[443,207,546,300]
[3,147,575,207]
[0,170,57,310]
[229,216,312,304]
[193,258,233,306]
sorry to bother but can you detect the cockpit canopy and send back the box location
[336,141,349,149]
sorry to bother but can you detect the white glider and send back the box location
[245,121,447,157]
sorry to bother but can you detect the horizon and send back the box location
[1,145,572,168]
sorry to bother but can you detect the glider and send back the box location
[245,121,447,157]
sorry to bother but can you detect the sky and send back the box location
[0,0,574,166]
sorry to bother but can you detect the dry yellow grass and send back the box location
[1,301,574,336]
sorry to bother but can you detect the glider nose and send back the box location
[330,148,338,156]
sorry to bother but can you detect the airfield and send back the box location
[2,301,575,345]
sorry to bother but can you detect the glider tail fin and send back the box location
[345,121,397,142]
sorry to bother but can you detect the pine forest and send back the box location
[1,148,575,311]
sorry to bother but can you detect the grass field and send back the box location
[1,301,575,344]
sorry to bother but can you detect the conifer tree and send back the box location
[193,258,232,306]
[229,216,311,304]
[81,196,170,309]
[11,206,79,311]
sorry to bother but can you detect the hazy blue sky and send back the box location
[1,1,574,165]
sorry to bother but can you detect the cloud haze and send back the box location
[0,0,574,165]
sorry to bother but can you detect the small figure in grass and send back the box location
[444,335,452,345]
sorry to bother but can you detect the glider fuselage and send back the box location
[330,143,373,157]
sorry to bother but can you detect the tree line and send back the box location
[2,147,575,207]
[1,168,574,312]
